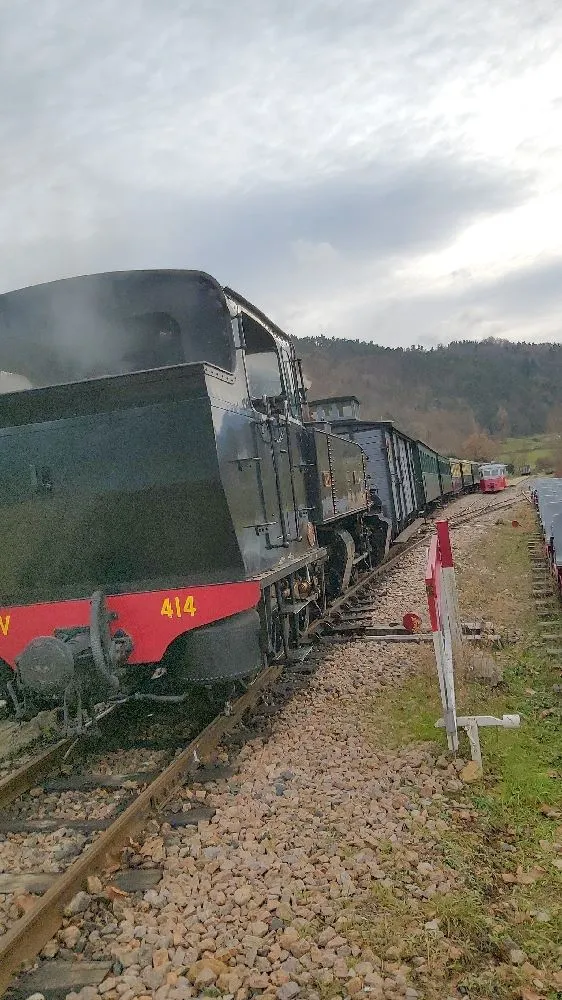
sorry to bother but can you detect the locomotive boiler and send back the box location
[0,269,389,730]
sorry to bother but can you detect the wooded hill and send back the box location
[296,336,562,456]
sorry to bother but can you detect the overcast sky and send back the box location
[1,0,562,346]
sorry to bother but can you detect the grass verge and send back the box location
[352,504,562,999]
[498,434,560,471]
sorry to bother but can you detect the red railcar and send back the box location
[479,463,507,493]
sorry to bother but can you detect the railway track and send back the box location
[310,489,525,643]
[447,493,521,528]
[0,486,525,996]
[0,704,121,813]
[0,668,281,994]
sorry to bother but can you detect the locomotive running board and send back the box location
[255,547,328,587]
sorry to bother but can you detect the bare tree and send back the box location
[462,430,496,461]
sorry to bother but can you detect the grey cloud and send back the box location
[343,256,562,347]
[1,0,562,347]
[206,155,526,266]
[0,152,528,311]
[459,256,562,318]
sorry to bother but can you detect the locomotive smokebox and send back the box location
[17,635,75,701]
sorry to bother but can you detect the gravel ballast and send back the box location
[7,503,544,1000]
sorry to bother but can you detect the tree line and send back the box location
[297,336,562,457]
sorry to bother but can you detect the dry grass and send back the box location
[455,501,536,629]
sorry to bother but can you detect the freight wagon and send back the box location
[414,440,442,506]
[450,459,463,494]
[460,460,480,491]
[437,454,453,497]
[307,398,478,527]
[307,400,419,537]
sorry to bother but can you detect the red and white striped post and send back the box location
[435,521,463,650]
[426,518,520,765]
[425,520,461,751]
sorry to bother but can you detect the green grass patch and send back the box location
[362,644,561,828]
[498,432,561,471]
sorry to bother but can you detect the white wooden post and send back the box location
[426,521,520,769]
[425,529,458,751]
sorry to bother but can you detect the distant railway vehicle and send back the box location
[437,454,453,497]
[479,463,507,493]
[415,439,443,505]
[521,465,532,476]
[307,398,479,525]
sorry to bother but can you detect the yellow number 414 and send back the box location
[161,595,197,619]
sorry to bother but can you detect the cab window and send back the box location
[245,352,283,399]
[242,314,283,405]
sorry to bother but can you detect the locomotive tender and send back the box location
[0,269,391,727]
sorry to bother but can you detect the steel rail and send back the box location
[310,492,525,636]
[0,704,119,811]
[0,663,282,994]
[0,739,73,812]
[309,531,432,635]
[448,494,522,528]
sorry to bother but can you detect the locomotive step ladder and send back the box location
[273,587,316,665]
[280,595,316,663]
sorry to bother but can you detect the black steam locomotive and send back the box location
[0,269,390,729]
